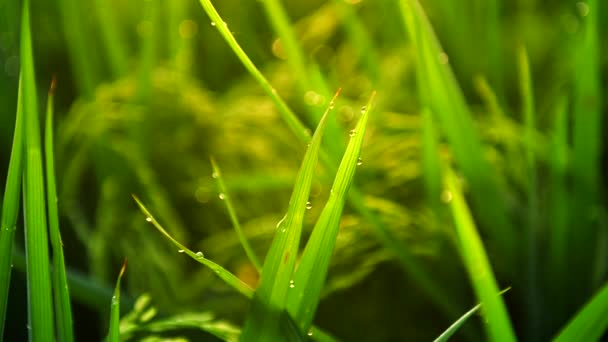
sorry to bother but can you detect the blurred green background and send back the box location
[0,0,606,340]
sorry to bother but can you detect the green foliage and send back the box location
[1,0,606,341]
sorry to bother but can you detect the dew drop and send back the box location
[360,106,367,114]
[576,2,589,17]
[349,129,356,137]
[210,21,216,26]
[195,251,204,258]
[307,330,313,336]
[145,217,153,222]
[440,190,453,203]
[219,193,226,200]
[212,172,218,179]
[329,101,335,110]
[178,249,185,253]
[289,280,295,288]
[357,158,363,166]
[306,201,312,210]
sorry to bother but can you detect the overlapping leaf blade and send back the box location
[240,90,339,341]
[45,79,75,342]
[285,93,374,334]
[21,0,56,339]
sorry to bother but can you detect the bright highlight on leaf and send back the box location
[107,259,127,342]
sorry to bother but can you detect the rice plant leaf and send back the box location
[195,2,449,323]
[398,0,515,265]
[0,77,24,339]
[132,196,254,298]
[570,0,602,291]
[210,157,262,272]
[553,282,608,342]
[240,89,340,341]
[45,78,75,342]
[93,0,128,77]
[433,287,511,342]
[517,45,540,339]
[108,260,127,342]
[285,92,375,334]
[443,168,516,342]
[197,0,311,144]
[21,0,56,339]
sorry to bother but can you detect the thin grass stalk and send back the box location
[21,0,56,339]
[197,0,311,144]
[210,157,262,272]
[517,45,540,339]
[45,78,75,342]
[0,77,24,339]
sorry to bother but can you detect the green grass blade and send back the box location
[398,0,515,265]
[93,0,129,77]
[444,168,516,342]
[259,0,343,156]
[21,0,56,339]
[240,89,340,341]
[548,96,569,307]
[210,157,262,272]
[108,260,127,342]
[571,0,602,290]
[0,76,24,339]
[286,92,375,334]
[433,288,510,342]
[137,0,160,102]
[197,0,311,144]
[45,78,74,342]
[56,0,98,97]
[132,196,254,298]
[554,282,608,342]
[517,45,539,339]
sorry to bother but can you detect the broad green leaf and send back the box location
[108,260,127,342]
[0,77,24,339]
[240,90,340,341]
[554,282,608,342]
[285,92,375,334]
[45,78,75,342]
[444,168,516,342]
[210,157,262,272]
[21,0,56,339]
